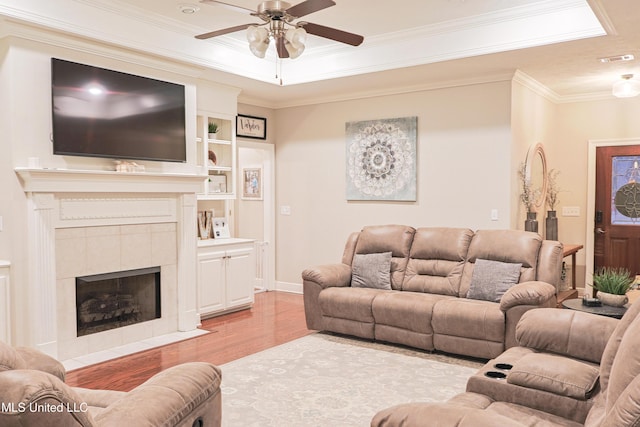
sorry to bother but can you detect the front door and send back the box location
[594,145,640,277]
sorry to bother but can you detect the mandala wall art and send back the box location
[345,116,417,201]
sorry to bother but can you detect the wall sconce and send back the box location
[612,74,640,98]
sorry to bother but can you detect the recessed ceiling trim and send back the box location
[239,72,517,110]
[0,0,607,88]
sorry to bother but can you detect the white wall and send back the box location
[274,81,513,285]
[235,103,276,241]
[510,78,559,231]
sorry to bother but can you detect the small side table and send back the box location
[562,244,583,290]
[557,244,583,307]
[561,298,627,319]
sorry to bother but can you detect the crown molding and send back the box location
[513,70,562,103]
[0,0,606,88]
[240,72,516,110]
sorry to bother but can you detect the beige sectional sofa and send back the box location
[303,225,563,359]
[372,299,640,427]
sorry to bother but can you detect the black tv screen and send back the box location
[51,58,186,163]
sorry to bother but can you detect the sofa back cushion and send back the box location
[402,227,473,295]
[591,299,640,427]
[459,229,542,298]
[352,225,416,290]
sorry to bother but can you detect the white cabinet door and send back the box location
[225,247,255,308]
[197,250,226,315]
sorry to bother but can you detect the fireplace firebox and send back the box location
[76,267,161,337]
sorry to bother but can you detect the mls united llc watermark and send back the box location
[1,401,88,414]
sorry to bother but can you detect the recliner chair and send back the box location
[372,298,640,427]
[0,341,221,426]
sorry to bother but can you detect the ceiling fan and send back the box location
[195,0,364,59]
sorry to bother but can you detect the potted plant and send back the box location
[208,122,219,139]
[592,267,634,306]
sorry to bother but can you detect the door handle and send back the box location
[595,227,606,235]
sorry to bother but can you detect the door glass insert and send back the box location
[612,155,640,224]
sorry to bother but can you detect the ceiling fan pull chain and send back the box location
[277,59,283,86]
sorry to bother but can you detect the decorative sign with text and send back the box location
[237,114,267,140]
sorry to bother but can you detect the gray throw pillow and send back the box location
[351,252,393,290]
[467,258,522,302]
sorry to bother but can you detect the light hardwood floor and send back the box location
[65,291,312,391]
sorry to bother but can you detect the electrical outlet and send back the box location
[490,209,499,221]
[280,206,291,216]
[0,216,2,231]
[562,206,580,217]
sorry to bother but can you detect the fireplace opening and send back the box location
[76,267,161,337]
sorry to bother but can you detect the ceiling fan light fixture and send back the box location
[612,74,640,98]
[284,27,307,59]
[247,25,270,58]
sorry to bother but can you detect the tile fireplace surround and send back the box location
[15,168,204,360]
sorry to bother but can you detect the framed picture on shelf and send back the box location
[242,167,263,200]
[208,174,227,193]
[237,114,267,140]
[213,217,231,239]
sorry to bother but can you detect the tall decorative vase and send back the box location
[545,210,558,240]
[525,212,538,233]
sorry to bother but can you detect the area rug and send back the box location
[220,333,483,426]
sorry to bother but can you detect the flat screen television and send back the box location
[51,58,187,163]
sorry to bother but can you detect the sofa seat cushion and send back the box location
[372,292,454,334]
[372,292,456,350]
[432,299,505,342]
[484,401,584,427]
[372,393,584,427]
[319,287,387,323]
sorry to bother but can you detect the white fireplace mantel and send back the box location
[15,167,202,358]
[15,167,205,194]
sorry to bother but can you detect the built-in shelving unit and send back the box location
[196,111,236,200]
[194,112,254,318]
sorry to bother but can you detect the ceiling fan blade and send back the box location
[286,0,335,18]
[195,23,255,39]
[199,0,255,14]
[300,22,364,46]
[276,37,290,58]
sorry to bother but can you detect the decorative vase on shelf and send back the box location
[596,291,628,307]
[208,133,218,140]
[525,211,538,232]
[545,210,558,240]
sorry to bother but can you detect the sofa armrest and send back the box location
[499,281,556,311]
[302,263,352,290]
[0,369,94,426]
[507,352,600,400]
[516,308,618,364]
[15,347,66,382]
[95,362,221,426]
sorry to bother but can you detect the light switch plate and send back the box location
[562,206,580,217]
